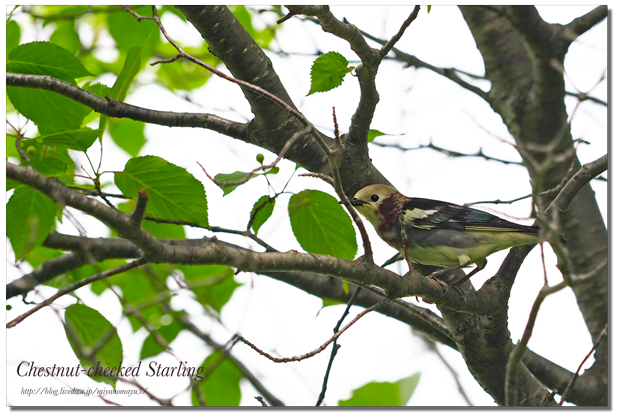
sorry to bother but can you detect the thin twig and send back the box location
[504,246,568,406]
[464,194,532,207]
[379,6,421,58]
[316,286,362,406]
[371,140,523,166]
[559,324,607,405]
[233,297,392,363]
[7,258,147,329]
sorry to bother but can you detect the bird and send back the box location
[348,184,540,286]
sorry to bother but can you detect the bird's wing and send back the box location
[402,198,538,233]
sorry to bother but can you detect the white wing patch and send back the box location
[404,208,439,227]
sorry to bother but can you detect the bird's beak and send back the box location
[347,197,368,207]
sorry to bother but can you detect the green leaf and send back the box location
[250,195,275,234]
[64,304,123,389]
[50,20,81,55]
[160,5,187,21]
[112,265,169,332]
[7,187,58,261]
[397,372,422,404]
[367,129,404,142]
[6,20,21,56]
[116,201,185,239]
[107,5,160,59]
[82,82,110,99]
[228,6,275,48]
[62,259,127,295]
[109,118,146,157]
[17,139,75,184]
[339,372,421,406]
[428,5,432,13]
[214,171,259,196]
[368,129,387,142]
[24,246,64,269]
[288,190,357,260]
[192,351,242,406]
[155,57,212,92]
[98,47,141,140]
[115,156,209,226]
[7,87,90,133]
[317,298,342,316]
[179,265,240,313]
[7,41,92,82]
[81,82,110,124]
[6,179,21,191]
[29,156,67,177]
[307,51,354,96]
[33,127,99,152]
[140,315,184,360]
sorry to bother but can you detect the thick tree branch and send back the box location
[6,73,248,140]
[565,6,607,38]
[456,6,608,405]
[7,163,508,314]
[175,5,389,197]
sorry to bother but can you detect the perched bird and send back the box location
[349,184,539,286]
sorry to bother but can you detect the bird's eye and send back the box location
[370,194,379,202]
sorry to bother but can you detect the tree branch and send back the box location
[565,6,607,38]
[6,73,248,140]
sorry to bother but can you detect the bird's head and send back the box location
[349,184,402,228]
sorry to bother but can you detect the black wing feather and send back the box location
[403,197,539,233]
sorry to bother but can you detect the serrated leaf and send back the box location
[179,265,240,313]
[288,190,357,260]
[339,372,421,406]
[6,20,21,56]
[114,156,209,226]
[64,304,123,389]
[7,187,58,261]
[307,51,354,96]
[33,127,99,152]
[116,201,185,239]
[250,195,275,234]
[214,171,259,196]
[82,82,110,99]
[109,118,146,157]
[50,20,81,55]
[7,41,92,82]
[7,87,90,133]
[192,351,242,406]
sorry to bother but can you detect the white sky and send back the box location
[3,2,614,416]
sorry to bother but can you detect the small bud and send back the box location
[26,146,37,157]
[256,153,264,164]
